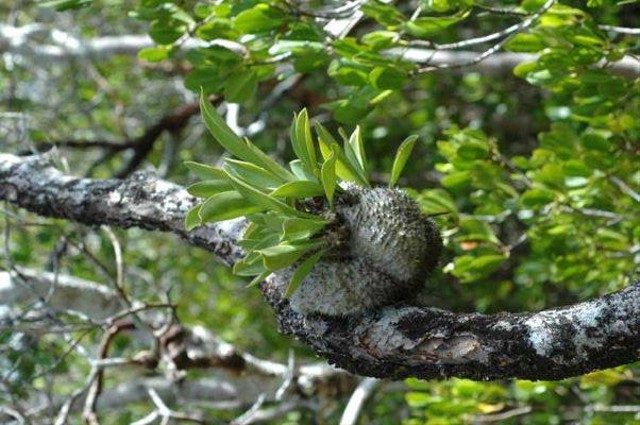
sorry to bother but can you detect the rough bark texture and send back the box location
[1,153,639,380]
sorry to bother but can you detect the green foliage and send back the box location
[188,94,418,294]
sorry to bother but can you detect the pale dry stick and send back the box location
[610,176,640,203]
[231,394,267,425]
[339,377,381,425]
[147,388,206,424]
[101,225,130,307]
[598,25,640,35]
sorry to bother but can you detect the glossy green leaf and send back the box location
[289,159,318,182]
[184,204,202,231]
[186,180,233,198]
[198,191,264,222]
[184,161,227,180]
[247,270,271,288]
[270,181,325,199]
[224,159,285,190]
[389,135,418,188]
[346,126,368,175]
[259,241,322,271]
[200,92,293,181]
[226,172,313,218]
[321,148,337,208]
[281,218,327,242]
[315,123,370,187]
[285,249,326,297]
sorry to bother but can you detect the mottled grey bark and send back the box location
[1,153,639,380]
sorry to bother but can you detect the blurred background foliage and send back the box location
[1,0,639,423]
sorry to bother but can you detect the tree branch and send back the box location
[2,24,637,78]
[1,153,638,381]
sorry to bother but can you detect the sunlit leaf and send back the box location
[389,135,418,187]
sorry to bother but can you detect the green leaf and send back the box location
[291,109,320,177]
[285,250,326,297]
[315,123,370,187]
[403,10,470,37]
[200,92,293,181]
[149,18,187,44]
[346,126,368,175]
[226,173,314,218]
[247,270,271,288]
[224,69,258,103]
[321,148,337,208]
[184,161,227,180]
[281,218,327,242]
[520,188,556,208]
[224,159,285,190]
[270,181,325,199]
[234,4,285,33]
[361,0,405,27]
[389,135,418,188]
[259,241,322,271]
[198,191,265,222]
[369,67,408,90]
[289,159,318,182]
[187,180,233,198]
[184,204,202,231]
[138,46,170,62]
[233,254,269,276]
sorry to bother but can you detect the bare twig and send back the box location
[339,377,381,425]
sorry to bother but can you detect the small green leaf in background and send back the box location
[285,249,327,297]
[224,69,258,103]
[234,4,285,33]
[403,9,470,37]
[390,135,418,188]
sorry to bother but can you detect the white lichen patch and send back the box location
[525,300,607,358]
[524,314,557,357]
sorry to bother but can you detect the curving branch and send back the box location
[2,24,638,78]
[1,152,639,381]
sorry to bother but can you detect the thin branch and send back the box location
[417,0,556,73]
[339,378,380,425]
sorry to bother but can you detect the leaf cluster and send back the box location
[186,93,417,295]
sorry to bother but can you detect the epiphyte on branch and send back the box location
[281,185,442,316]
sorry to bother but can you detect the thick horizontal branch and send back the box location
[1,153,639,380]
[2,24,637,78]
